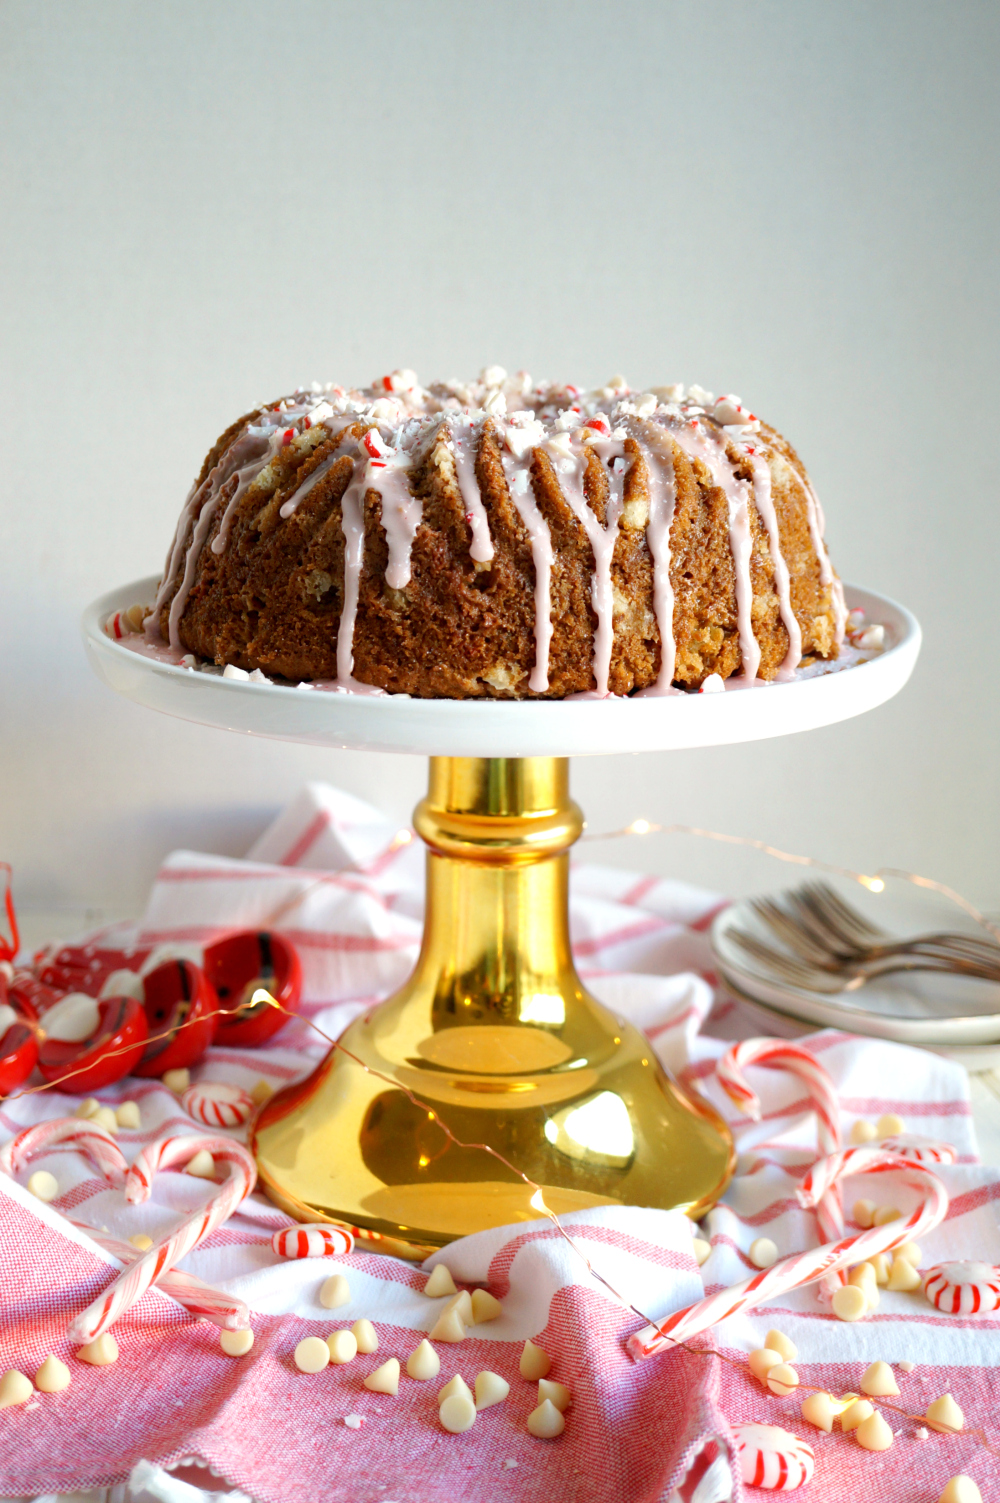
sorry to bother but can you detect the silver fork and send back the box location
[752,883,1000,970]
[727,926,1000,994]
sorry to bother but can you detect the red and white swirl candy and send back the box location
[272,1224,354,1259]
[879,1132,958,1166]
[628,1144,949,1359]
[717,1038,844,1298]
[923,1261,1000,1315]
[67,1133,256,1345]
[182,1081,255,1128]
[0,1116,127,1189]
[733,1424,814,1491]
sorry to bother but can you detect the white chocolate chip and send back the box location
[440,1390,477,1433]
[327,1330,357,1365]
[841,1398,874,1432]
[692,1238,711,1266]
[76,1334,119,1367]
[748,1348,783,1382]
[925,1393,964,1434]
[870,1252,891,1285]
[832,1284,868,1322]
[250,1080,273,1106]
[220,1328,254,1357]
[938,1477,983,1503]
[439,1374,473,1404]
[538,1378,570,1412]
[895,1241,922,1266]
[294,1336,330,1373]
[406,1339,440,1380]
[766,1363,799,1397]
[129,1234,153,1251]
[853,1198,877,1228]
[0,1371,33,1407]
[748,1237,778,1269]
[850,1120,877,1145]
[898,1360,917,1374]
[27,1170,59,1203]
[861,1360,899,1397]
[856,1410,894,1451]
[873,1205,902,1226]
[430,1307,466,1343]
[92,1106,119,1134]
[445,1289,474,1325]
[469,1371,507,1411]
[34,1355,70,1393]
[765,1328,797,1363]
[800,1391,837,1432]
[423,1264,457,1298]
[351,1319,378,1354]
[162,1068,190,1093]
[185,1150,215,1179]
[526,1398,565,1438]
[364,1357,400,1395]
[887,1256,922,1292]
[876,1113,905,1138]
[75,1098,101,1120]
[519,1340,551,1380]
[319,1274,350,1310]
[470,1288,502,1323]
[115,1101,141,1129]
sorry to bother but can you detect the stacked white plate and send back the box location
[711,883,1000,1070]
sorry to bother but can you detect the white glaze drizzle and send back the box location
[545,436,626,698]
[450,418,494,564]
[278,451,342,520]
[745,450,802,678]
[795,466,848,645]
[333,457,372,691]
[630,422,679,693]
[368,460,421,590]
[669,420,761,683]
[501,451,554,693]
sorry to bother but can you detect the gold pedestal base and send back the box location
[252,757,734,1258]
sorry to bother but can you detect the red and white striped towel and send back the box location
[1,782,997,1503]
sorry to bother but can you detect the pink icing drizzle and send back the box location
[501,453,554,693]
[746,451,802,679]
[548,438,626,698]
[450,419,494,564]
[632,424,679,693]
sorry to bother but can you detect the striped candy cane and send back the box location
[628,1145,949,1359]
[74,1223,250,1330]
[67,1134,256,1344]
[717,1039,844,1299]
[0,1116,127,1188]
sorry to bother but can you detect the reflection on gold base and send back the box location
[253,757,735,1258]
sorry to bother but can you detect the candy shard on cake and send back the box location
[147,370,848,697]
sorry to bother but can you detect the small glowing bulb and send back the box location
[628,818,651,836]
[397,829,413,844]
[529,1189,550,1213]
[418,1155,429,1168]
[860,876,885,893]
[250,987,277,1009]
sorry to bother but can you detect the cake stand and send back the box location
[83,578,920,1258]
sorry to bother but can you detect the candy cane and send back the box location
[0,1117,127,1188]
[75,1223,250,1330]
[717,1039,843,1298]
[628,1145,948,1359]
[67,1134,256,1344]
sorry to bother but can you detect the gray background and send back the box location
[2,0,998,933]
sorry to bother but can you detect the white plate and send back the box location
[712,886,1000,1047]
[83,578,920,757]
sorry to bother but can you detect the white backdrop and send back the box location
[2,0,998,929]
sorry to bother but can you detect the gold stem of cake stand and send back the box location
[252,756,734,1258]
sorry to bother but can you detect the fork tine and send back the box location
[805,882,886,941]
[781,887,864,958]
[749,896,839,964]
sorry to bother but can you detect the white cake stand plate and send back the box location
[83,578,919,756]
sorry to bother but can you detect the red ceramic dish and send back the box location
[0,981,39,1097]
[132,958,219,1077]
[202,931,302,1047]
[37,995,148,1093]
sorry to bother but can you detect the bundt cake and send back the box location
[144,370,848,698]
